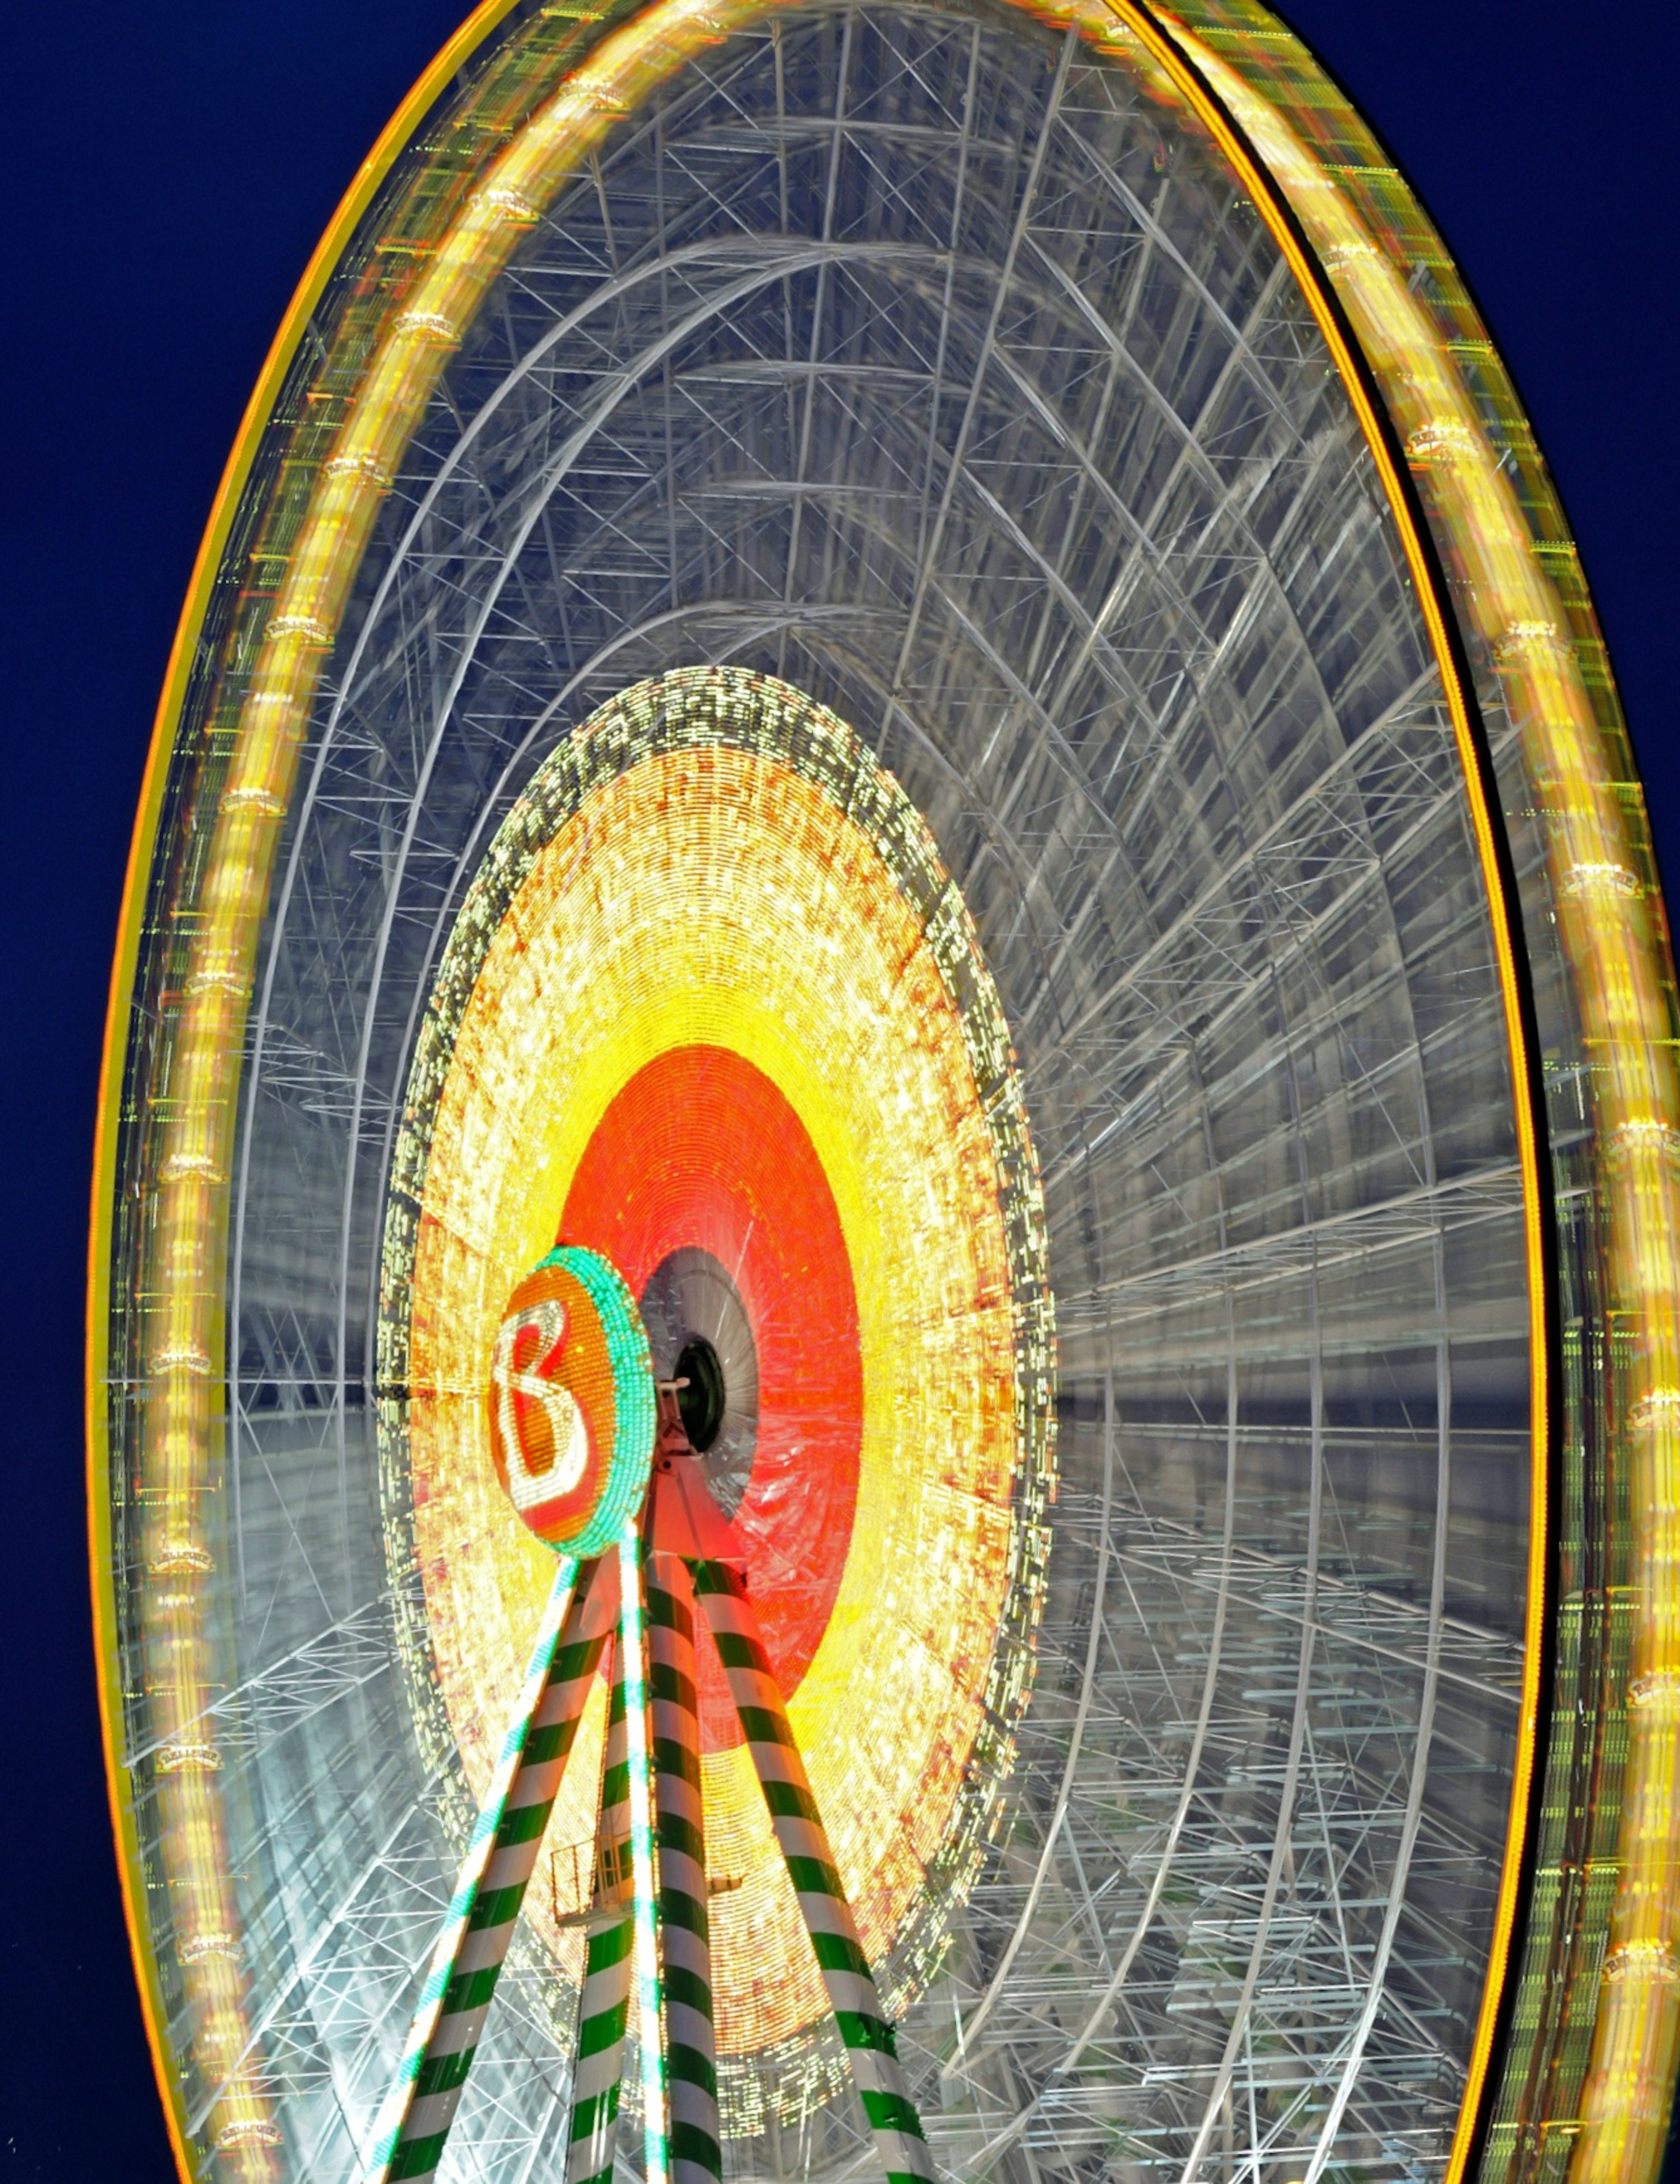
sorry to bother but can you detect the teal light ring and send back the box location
[534,1245,656,1559]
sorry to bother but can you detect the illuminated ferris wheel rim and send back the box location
[88,1,1680,2182]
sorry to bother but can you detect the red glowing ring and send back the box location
[561,1044,860,1747]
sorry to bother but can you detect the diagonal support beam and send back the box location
[616,1522,671,2184]
[691,1559,935,2184]
[566,1635,635,2184]
[648,1550,723,2184]
[370,1552,617,2184]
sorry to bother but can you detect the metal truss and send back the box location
[156,6,1536,2180]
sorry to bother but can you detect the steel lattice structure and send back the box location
[90,8,1680,2184]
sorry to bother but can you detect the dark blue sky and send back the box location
[3,2,1674,2175]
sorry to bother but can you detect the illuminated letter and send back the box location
[491,1298,590,1506]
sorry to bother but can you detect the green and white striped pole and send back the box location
[691,1560,935,2184]
[369,1552,618,2184]
[564,1631,634,2184]
[616,1521,670,2184]
[648,1551,722,2184]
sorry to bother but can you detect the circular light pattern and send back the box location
[565,1043,860,1750]
[488,1246,656,1556]
[378,665,1055,2098]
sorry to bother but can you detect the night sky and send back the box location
[3,2,1674,2176]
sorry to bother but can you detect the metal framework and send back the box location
[90,4,1680,2184]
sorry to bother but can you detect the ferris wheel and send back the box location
[90,6,1680,2184]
